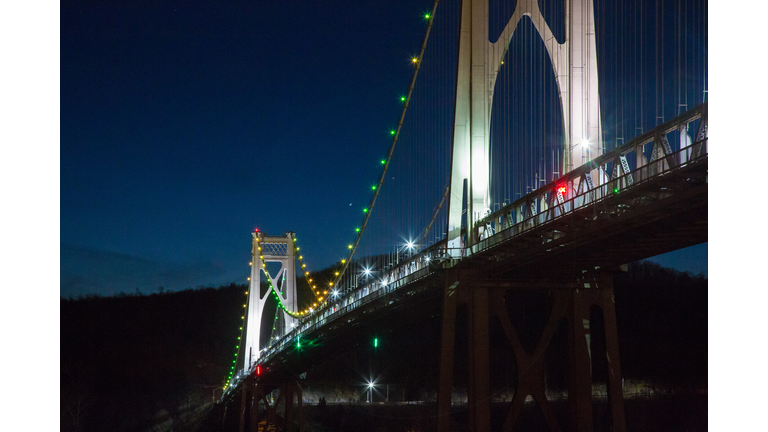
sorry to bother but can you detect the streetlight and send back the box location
[396,241,416,265]
[367,381,375,403]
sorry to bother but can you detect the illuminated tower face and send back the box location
[243,232,297,371]
[446,0,602,249]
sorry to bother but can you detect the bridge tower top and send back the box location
[242,231,298,372]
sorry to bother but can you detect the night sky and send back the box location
[58,0,707,299]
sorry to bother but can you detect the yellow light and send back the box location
[249,262,252,266]
[309,279,313,282]
[247,277,250,281]
[296,247,300,251]
[341,259,346,263]
[329,282,333,286]
[312,285,316,289]
[299,256,303,259]
[302,264,306,268]
[411,57,418,63]
[243,304,246,307]
[348,245,352,249]
[323,291,327,294]
[241,316,244,319]
[335,272,339,276]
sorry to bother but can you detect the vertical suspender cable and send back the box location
[329,0,440,289]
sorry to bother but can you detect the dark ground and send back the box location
[197,394,707,432]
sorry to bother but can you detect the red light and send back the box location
[557,185,567,194]
[256,365,261,375]
[254,228,259,232]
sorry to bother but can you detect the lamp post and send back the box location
[362,266,373,281]
[396,241,416,265]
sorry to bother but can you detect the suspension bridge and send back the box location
[219,1,707,431]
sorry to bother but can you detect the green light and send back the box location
[363,208,368,213]
[614,188,619,193]
[380,159,385,165]
[371,185,376,191]
[297,337,301,348]
[425,13,430,19]
[374,337,378,348]
[390,130,395,135]
[400,96,406,102]
[355,227,360,232]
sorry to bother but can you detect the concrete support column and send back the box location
[598,276,627,432]
[437,270,460,431]
[568,287,594,432]
[468,285,491,432]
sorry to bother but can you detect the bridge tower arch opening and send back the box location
[242,232,298,373]
[446,0,602,250]
[489,15,566,215]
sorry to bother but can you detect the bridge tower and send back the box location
[242,231,298,372]
[447,0,602,249]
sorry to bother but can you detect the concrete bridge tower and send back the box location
[242,231,298,371]
[446,0,602,250]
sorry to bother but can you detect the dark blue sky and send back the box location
[60,0,707,298]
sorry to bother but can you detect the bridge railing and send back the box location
[471,103,708,253]
[470,138,707,256]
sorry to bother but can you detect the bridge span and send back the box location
[224,102,707,432]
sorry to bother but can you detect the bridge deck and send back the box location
[225,105,708,395]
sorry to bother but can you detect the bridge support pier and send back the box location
[239,376,257,432]
[567,274,626,432]
[436,269,626,432]
[239,378,304,432]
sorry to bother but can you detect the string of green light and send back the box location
[326,1,440,292]
[223,10,441,390]
[223,287,249,391]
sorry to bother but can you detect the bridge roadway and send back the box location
[224,104,708,398]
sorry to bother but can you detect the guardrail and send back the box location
[470,138,707,256]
